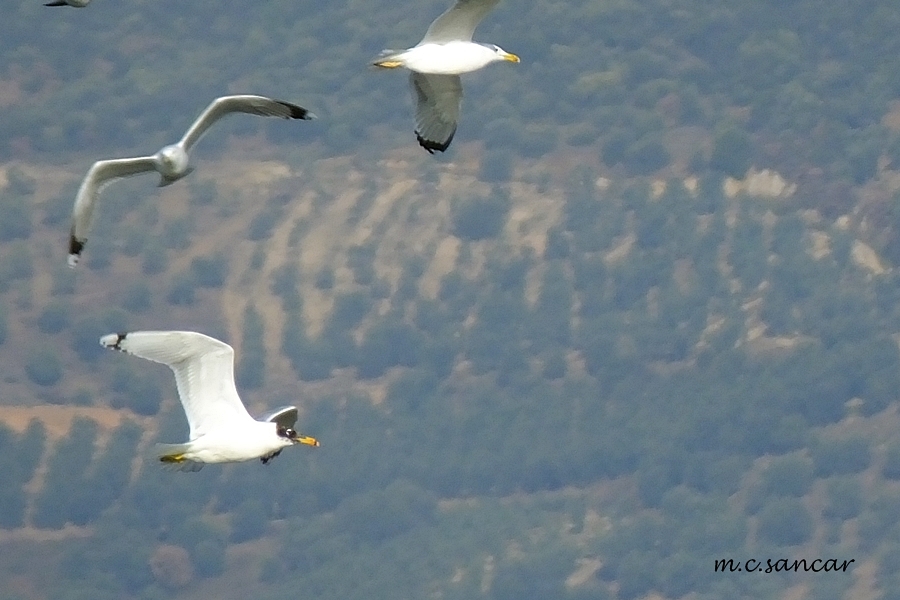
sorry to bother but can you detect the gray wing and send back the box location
[261,406,299,430]
[420,0,501,44]
[100,331,254,439]
[410,72,461,153]
[177,95,313,151]
[68,156,158,267]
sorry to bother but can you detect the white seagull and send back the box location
[44,0,90,6]
[373,0,519,153]
[101,330,319,471]
[68,94,314,267]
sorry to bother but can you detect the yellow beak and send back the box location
[503,52,520,63]
[296,435,320,447]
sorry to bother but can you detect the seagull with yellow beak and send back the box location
[373,0,519,153]
[101,330,319,471]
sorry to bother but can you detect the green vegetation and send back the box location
[2,0,900,599]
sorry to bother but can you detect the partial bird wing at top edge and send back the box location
[420,0,501,44]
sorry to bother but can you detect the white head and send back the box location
[486,44,520,64]
[275,423,320,448]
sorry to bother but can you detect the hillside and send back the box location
[3,0,900,599]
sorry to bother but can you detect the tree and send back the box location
[451,188,510,241]
[231,499,268,543]
[190,255,229,288]
[237,304,266,389]
[883,441,900,479]
[758,454,814,498]
[33,418,98,528]
[37,300,70,333]
[810,435,871,477]
[756,497,813,546]
[25,346,63,387]
[710,126,752,178]
[822,477,863,520]
[149,545,193,590]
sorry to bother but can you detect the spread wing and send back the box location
[68,156,158,267]
[261,406,299,430]
[420,0,501,44]
[100,331,254,439]
[177,94,313,151]
[410,72,461,153]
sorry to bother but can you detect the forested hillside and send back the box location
[3,1,900,599]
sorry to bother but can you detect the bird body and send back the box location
[100,330,319,471]
[45,0,90,6]
[380,42,508,75]
[67,95,313,267]
[160,421,286,465]
[374,0,518,153]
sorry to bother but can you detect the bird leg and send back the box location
[260,449,283,465]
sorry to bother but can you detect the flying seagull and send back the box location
[101,330,319,471]
[45,0,90,6]
[373,0,519,153]
[68,94,314,267]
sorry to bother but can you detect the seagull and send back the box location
[100,330,319,471]
[373,0,519,153]
[44,0,90,6]
[68,94,314,267]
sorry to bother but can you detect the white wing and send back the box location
[68,156,158,267]
[420,0,501,44]
[177,94,313,151]
[100,331,254,439]
[410,72,461,153]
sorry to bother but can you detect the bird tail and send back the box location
[372,49,405,68]
[155,443,203,472]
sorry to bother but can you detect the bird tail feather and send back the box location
[155,443,203,472]
[372,49,405,67]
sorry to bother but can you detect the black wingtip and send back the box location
[416,130,454,154]
[44,1,68,5]
[100,332,130,352]
[278,101,315,121]
[109,332,128,351]
[68,232,85,268]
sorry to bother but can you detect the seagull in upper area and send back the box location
[100,330,320,471]
[373,0,519,153]
[67,94,314,267]
[44,0,90,6]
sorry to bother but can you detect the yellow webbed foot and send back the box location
[374,60,404,68]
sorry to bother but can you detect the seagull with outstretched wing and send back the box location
[101,330,319,471]
[373,0,518,153]
[68,95,314,267]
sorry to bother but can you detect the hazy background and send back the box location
[2,1,900,599]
